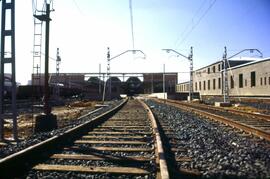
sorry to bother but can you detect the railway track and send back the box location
[0,99,169,178]
[146,99,270,178]
[156,99,270,141]
[155,114,201,178]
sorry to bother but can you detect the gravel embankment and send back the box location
[146,99,270,178]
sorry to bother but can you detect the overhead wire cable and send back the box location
[72,0,85,15]
[177,0,217,48]
[174,0,207,47]
[129,0,135,50]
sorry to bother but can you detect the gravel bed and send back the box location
[74,143,153,149]
[42,158,154,169]
[240,101,270,115]
[25,171,155,179]
[80,137,151,142]
[61,150,155,159]
[145,99,270,178]
[62,147,155,158]
[0,100,123,159]
[24,156,156,178]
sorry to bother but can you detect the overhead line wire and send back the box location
[129,0,135,50]
[176,0,217,48]
[72,0,85,15]
[174,0,208,47]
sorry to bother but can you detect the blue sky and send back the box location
[13,0,270,84]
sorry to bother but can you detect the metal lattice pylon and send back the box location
[32,0,47,90]
[0,0,18,141]
[32,16,43,87]
[223,46,229,102]
[54,48,61,98]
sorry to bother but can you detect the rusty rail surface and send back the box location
[139,100,170,179]
[167,99,270,122]
[155,99,270,141]
[0,99,127,178]
[0,98,170,179]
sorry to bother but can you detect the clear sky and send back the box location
[12,0,270,84]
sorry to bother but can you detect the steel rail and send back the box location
[156,99,270,142]
[0,99,128,178]
[139,100,170,179]
[167,99,270,122]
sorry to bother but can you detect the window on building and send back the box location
[264,77,267,85]
[195,82,197,91]
[208,80,210,90]
[203,81,206,90]
[207,68,210,74]
[251,71,256,87]
[218,64,221,71]
[218,77,221,89]
[199,81,201,90]
[213,66,216,73]
[230,76,234,89]
[269,77,270,85]
[245,79,247,86]
[260,77,263,85]
[239,74,243,88]
[213,79,216,90]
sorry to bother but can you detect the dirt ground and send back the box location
[3,100,98,140]
[230,103,269,114]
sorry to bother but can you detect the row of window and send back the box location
[195,71,270,91]
[178,85,189,92]
[195,78,222,91]
[207,63,223,74]
[196,63,224,76]
[235,71,270,88]
[260,76,270,86]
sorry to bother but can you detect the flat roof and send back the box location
[194,58,257,72]
[227,57,270,70]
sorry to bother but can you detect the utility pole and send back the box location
[107,47,111,100]
[220,47,263,103]
[99,63,101,95]
[34,3,57,132]
[162,46,193,102]
[43,3,50,115]
[0,0,17,141]
[55,48,61,98]
[102,47,110,102]
[189,46,193,102]
[163,64,166,102]
[102,48,146,101]
[223,46,229,103]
